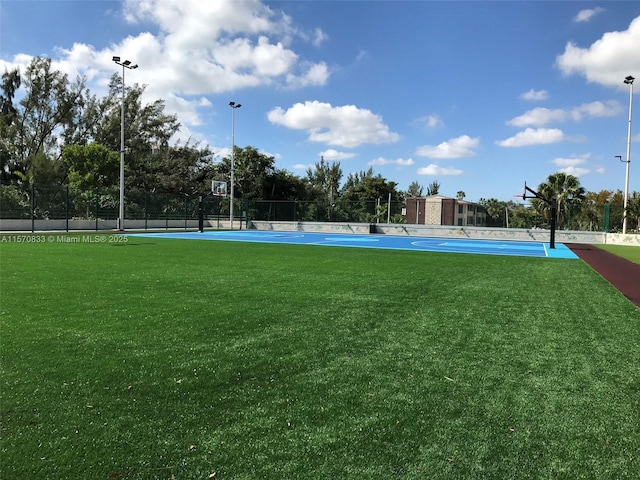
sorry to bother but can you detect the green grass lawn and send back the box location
[1,235,639,479]
[596,243,640,265]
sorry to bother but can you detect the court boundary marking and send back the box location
[128,230,578,259]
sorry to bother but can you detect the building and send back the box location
[405,195,487,227]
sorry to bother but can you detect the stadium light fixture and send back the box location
[622,75,634,234]
[229,101,242,229]
[112,56,139,231]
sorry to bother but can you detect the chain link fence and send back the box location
[0,184,406,231]
[0,182,630,232]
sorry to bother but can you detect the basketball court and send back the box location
[129,230,578,259]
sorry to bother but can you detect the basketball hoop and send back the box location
[212,180,228,197]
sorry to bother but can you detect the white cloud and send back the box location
[415,135,479,158]
[319,149,356,161]
[496,128,566,147]
[368,157,415,167]
[574,7,604,23]
[552,154,590,168]
[551,153,597,177]
[508,107,568,127]
[507,101,622,127]
[559,166,590,177]
[416,164,464,176]
[415,114,443,128]
[520,89,548,101]
[31,0,331,135]
[267,101,400,148]
[286,62,330,88]
[293,163,313,170]
[556,15,640,87]
[576,100,622,118]
[312,28,329,47]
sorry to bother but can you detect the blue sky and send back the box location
[1,0,639,202]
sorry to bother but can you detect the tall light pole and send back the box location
[622,75,634,234]
[229,101,241,229]
[112,56,138,231]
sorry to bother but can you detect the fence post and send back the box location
[95,190,99,231]
[65,185,69,232]
[144,193,148,231]
[165,193,169,230]
[31,183,35,232]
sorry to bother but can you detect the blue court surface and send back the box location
[129,230,578,259]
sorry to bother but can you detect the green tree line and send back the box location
[1,57,638,230]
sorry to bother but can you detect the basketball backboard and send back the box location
[212,180,227,197]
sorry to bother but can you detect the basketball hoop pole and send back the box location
[522,183,556,249]
[229,101,242,230]
[198,191,214,233]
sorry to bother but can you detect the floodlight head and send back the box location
[229,101,235,106]
[130,64,138,69]
[112,56,121,62]
[236,104,242,108]
[624,75,635,84]
[123,60,131,66]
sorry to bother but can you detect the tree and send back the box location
[456,191,465,200]
[3,57,88,183]
[62,143,119,191]
[95,76,181,192]
[306,156,342,202]
[574,190,612,232]
[340,167,399,222]
[479,197,506,227]
[211,146,277,200]
[0,68,22,183]
[533,172,586,230]
[626,191,640,231]
[405,181,424,197]
[426,180,440,196]
[265,168,308,200]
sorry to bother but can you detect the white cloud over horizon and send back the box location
[267,101,400,148]
[507,100,622,127]
[319,149,357,161]
[415,135,479,159]
[416,164,464,176]
[368,157,415,167]
[496,128,566,147]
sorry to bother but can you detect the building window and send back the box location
[458,204,464,214]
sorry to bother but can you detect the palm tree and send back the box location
[535,172,586,229]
